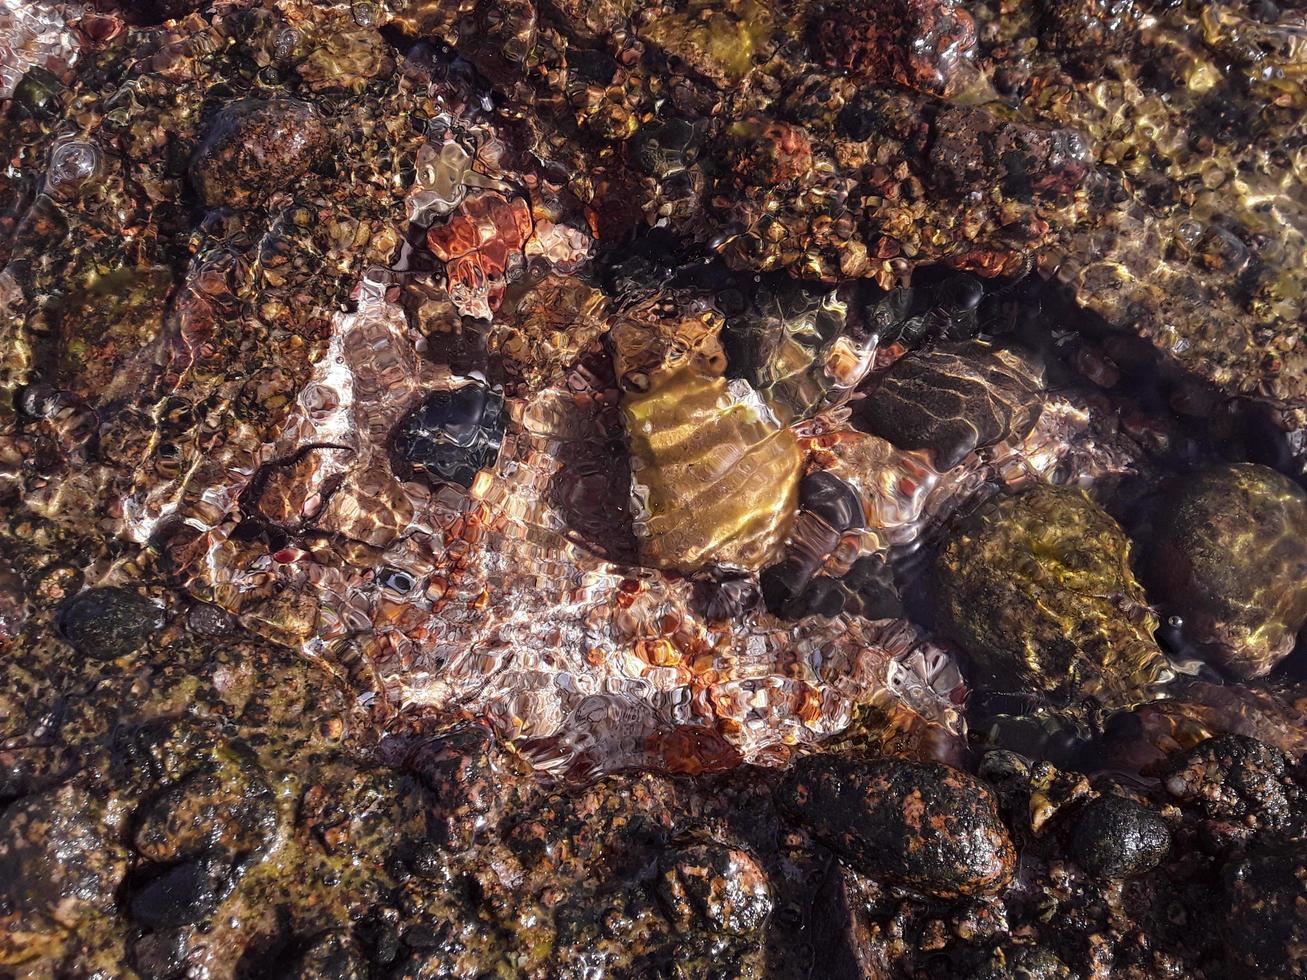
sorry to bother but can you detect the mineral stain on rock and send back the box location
[779,756,1016,898]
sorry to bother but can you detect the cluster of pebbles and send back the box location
[1,0,1306,976]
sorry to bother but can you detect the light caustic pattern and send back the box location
[151,268,1137,778]
[135,77,1136,779]
[0,1,83,99]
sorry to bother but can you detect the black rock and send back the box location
[800,471,865,532]
[1070,795,1170,878]
[654,844,772,936]
[842,556,903,620]
[129,853,231,930]
[854,341,1043,469]
[778,756,1015,898]
[690,573,759,622]
[58,587,165,661]
[390,382,506,489]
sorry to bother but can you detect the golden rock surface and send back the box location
[622,365,801,573]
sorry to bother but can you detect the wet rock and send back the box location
[1069,795,1170,878]
[799,471,865,532]
[1163,734,1293,827]
[129,929,189,979]
[808,865,896,980]
[929,106,1092,201]
[1219,844,1307,977]
[933,484,1172,706]
[969,943,1073,979]
[813,0,978,97]
[129,851,231,930]
[189,98,329,209]
[289,931,369,980]
[298,761,425,861]
[1145,463,1307,679]
[58,587,165,661]
[1038,0,1143,63]
[779,756,1015,898]
[690,572,759,622]
[403,726,500,851]
[0,785,127,923]
[654,844,772,936]
[133,757,277,864]
[854,341,1044,470]
[390,382,506,490]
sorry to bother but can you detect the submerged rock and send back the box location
[812,0,978,97]
[779,756,1015,898]
[189,98,329,209]
[1145,463,1307,679]
[933,484,1172,706]
[58,587,164,661]
[855,341,1045,470]
[390,382,507,490]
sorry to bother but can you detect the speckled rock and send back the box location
[969,943,1073,979]
[1070,795,1170,878]
[1163,734,1294,827]
[402,726,501,851]
[289,930,369,980]
[1219,844,1307,977]
[654,844,772,936]
[0,786,127,962]
[58,587,164,661]
[189,98,330,209]
[132,754,277,863]
[1145,463,1307,679]
[812,0,978,97]
[779,756,1015,898]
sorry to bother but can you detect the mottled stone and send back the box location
[289,931,369,980]
[403,726,501,851]
[930,106,1092,201]
[779,756,1015,898]
[0,786,126,923]
[133,758,277,863]
[58,587,164,661]
[1145,463,1307,679]
[813,0,978,97]
[933,484,1172,705]
[1163,734,1294,827]
[655,844,772,935]
[189,98,329,209]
